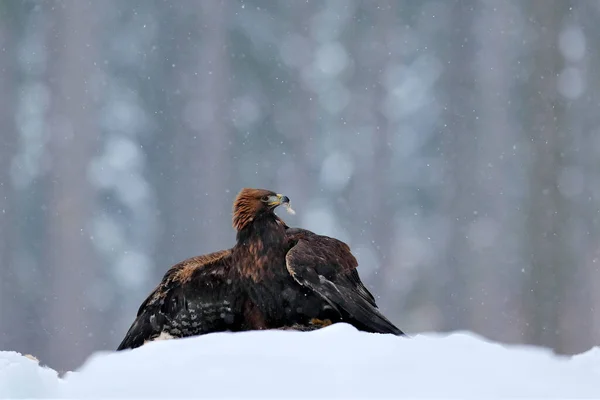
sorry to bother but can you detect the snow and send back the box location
[0,352,61,398]
[2,323,600,398]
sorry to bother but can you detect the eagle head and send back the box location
[232,188,293,232]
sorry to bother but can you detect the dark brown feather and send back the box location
[117,187,403,351]
[116,249,244,350]
[283,232,404,335]
[230,193,403,335]
[118,188,290,350]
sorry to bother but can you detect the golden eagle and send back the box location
[117,188,403,350]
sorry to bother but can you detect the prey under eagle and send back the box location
[117,188,403,350]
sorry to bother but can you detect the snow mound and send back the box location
[2,323,600,398]
[0,351,61,398]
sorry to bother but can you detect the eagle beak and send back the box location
[278,194,290,205]
[268,194,289,206]
[266,194,295,214]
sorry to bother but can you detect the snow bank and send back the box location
[0,351,61,398]
[2,323,599,398]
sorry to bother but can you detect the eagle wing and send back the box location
[117,249,243,350]
[284,229,404,335]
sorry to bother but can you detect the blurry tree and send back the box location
[523,0,571,353]
[438,0,476,332]
[365,0,398,315]
[194,0,233,251]
[139,0,190,287]
[0,0,19,353]
[166,0,232,261]
[43,0,101,369]
[91,0,161,348]
[579,4,600,353]
[2,0,51,363]
[140,0,182,284]
[549,2,597,354]
[468,0,527,342]
[271,0,319,205]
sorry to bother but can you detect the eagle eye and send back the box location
[261,195,270,202]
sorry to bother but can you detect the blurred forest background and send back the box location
[1,0,599,372]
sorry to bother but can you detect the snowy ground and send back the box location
[1,323,599,398]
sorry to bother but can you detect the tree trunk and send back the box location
[0,5,18,354]
[170,0,232,260]
[469,0,525,342]
[554,3,596,355]
[439,0,477,331]
[523,0,570,352]
[274,0,318,209]
[43,0,100,371]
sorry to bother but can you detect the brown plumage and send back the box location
[117,188,402,351]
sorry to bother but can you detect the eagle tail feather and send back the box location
[321,280,405,336]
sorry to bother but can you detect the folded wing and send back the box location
[284,229,404,335]
[117,249,244,350]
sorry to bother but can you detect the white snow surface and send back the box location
[1,323,600,399]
